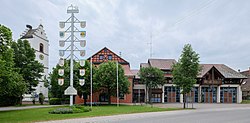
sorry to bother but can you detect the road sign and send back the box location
[80,21,86,28]
[59,41,65,47]
[59,22,65,28]
[58,69,64,76]
[80,60,85,67]
[80,31,86,38]
[64,86,77,95]
[80,50,85,57]
[59,58,64,67]
[79,79,85,86]
[58,78,64,86]
[80,40,86,47]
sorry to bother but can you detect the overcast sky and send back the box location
[1,0,249,72]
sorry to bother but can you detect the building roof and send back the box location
[131,69,139,78]
[140,63,149,68]
[241,69,250,91]
[122,65,134,76]
[148,59,176,70]
[87,47,129,65]
[199,64,247,79]
[20,24,47,40]
[140,58,246,79]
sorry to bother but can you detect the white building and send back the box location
[20,24,49,101]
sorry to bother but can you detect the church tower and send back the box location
[20,24,49,101]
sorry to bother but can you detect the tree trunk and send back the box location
[108,89,111,105]
[83,93,87,106]
[183,93,186,109]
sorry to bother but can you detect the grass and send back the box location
[0,105,180,123]
[241,100,250,104]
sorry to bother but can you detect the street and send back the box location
[39,104,250,123]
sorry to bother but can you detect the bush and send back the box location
[49,108,73,114]
[39,93,45,105]
[0,96,22,106]
[49,98,61,105]
[49,105,91,114]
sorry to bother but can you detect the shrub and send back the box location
[39,93,45,105]
[49,105,91,114]
[49,98,61,105]
[49,108,73,114]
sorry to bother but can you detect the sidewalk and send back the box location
[0,105,61,111]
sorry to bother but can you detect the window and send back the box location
[39,43,44,53]
[108,55,112,60]
[119,93,125,99]
[99,55,104,60]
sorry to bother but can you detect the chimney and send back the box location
[238,69,240,73]
[26,25,32,30]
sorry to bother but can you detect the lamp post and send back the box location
[117,61,119,107]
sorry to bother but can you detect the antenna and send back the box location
[40,19,43,25]
[150,30,153,58]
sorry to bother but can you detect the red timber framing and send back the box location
[75,47,134,104]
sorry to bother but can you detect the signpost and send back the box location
[58,4,87,106]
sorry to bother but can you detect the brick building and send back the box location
[75,47,134,104]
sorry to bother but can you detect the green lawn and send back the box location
[0,105,180,123]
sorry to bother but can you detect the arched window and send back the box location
[40,43,44,53]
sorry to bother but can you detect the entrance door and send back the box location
[164,86,180,103]
[220,87,237,103]
[187,87,199,103]
[201,87,217,103]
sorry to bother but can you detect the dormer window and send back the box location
[40,43,44,53]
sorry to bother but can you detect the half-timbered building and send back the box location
[75,47,134,104]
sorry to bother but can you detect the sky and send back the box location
[1,0,250,72]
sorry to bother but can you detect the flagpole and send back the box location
[117,61,119,107]
[90,57,93,109]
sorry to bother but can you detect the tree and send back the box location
[94,61,130,104]
[11,39,44,93]
[172,44,200,109]
[139,67,165,104]
[0,24,26,106]
[50,60,97,105]
[75,61,97,105]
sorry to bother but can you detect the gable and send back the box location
[87,47,129,65]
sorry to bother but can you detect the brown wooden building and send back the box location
[133,59,247,103]
[241,68,250,100]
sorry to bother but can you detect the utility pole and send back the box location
[58,5,87,106]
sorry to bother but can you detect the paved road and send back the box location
[0,105,60,111]
[39,106,250,123]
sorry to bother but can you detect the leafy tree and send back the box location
[0,24,26,106]
[50,60,71,99]
[75,61,97,105]
[11,39,44,93]
[94,61,130,104]
[50,60,97,105]
[172,44,200,108]
[139,67,165,104]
